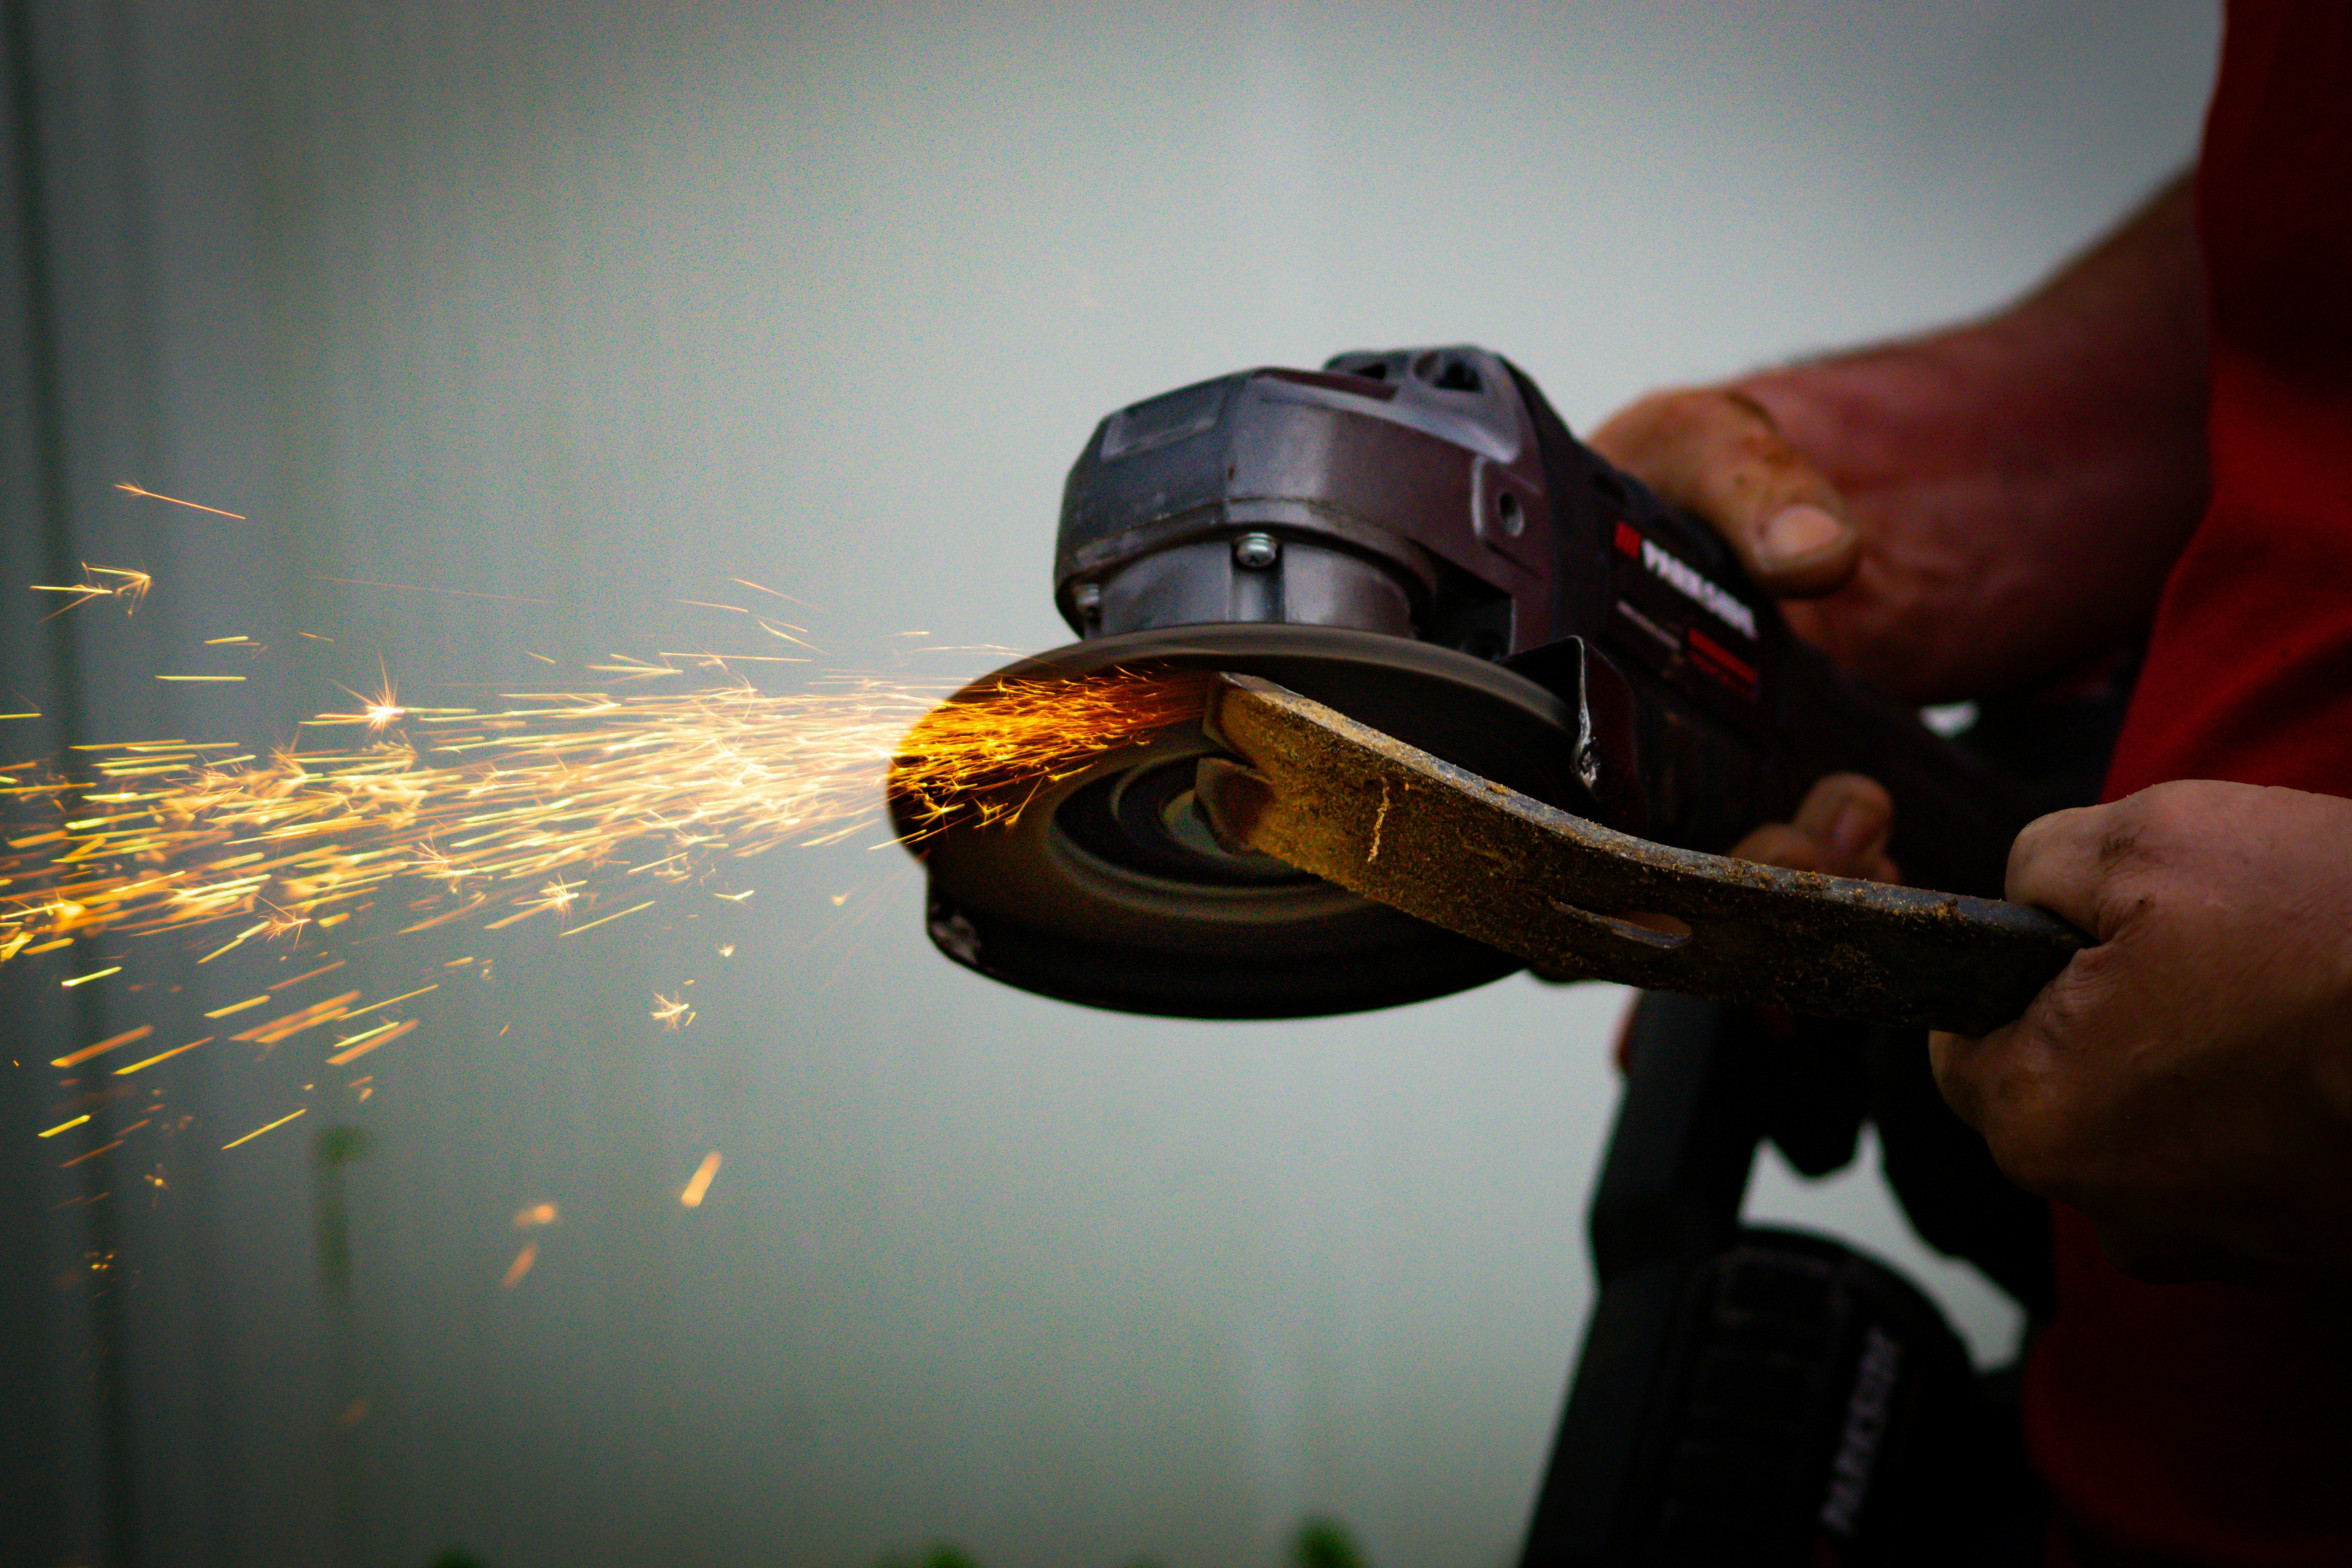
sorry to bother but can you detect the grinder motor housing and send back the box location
[1054,344,2029,896]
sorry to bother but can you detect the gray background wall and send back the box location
[1,4,2217,1566]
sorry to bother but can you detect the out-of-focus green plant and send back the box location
[866,1514,1362,1568]
[873,1547,982,1568]
[1291,1517,1366,1568]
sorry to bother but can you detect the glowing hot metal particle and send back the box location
[680,1151,722,1209]
[501,1241,537,1289]
[114,483,246,520]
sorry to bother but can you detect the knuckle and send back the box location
[1591,386,1715,460]
[1985,1105,2070,1197]
[2096,827,2141,869]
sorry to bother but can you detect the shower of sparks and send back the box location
[680,1151,722,1209]
[0,667,1204,963]
[649,992,694,1032]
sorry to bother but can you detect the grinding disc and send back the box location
[891,624,1580,1018]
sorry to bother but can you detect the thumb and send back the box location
[1589,386,1859,598]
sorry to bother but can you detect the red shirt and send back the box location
[2026,4,2352,1563]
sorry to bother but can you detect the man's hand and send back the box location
[1589,388,1861,598]
[1587,175,2207,704]
[1931,781,2352,1279]
[1728,770,1899,883]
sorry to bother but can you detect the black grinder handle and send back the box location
[1512,367,2043,901]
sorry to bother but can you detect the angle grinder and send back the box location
[891,346,2041,1019]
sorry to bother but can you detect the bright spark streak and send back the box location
[559,899,652,937]
[324,1017,416,1065]
[649,992,694,1032]
[680,1151,722,1208]
[38,1114,91,1138]
[51,1026,152,1068]
[113,1037,209,1075]
[115,483,246,520]
[220,1108,307,1150]
[339,984,436,1021]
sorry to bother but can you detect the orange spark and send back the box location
[532,878,583,918]
[113,1036,208,1075]
[220,1108,306,1149]
[51,1025,152,1068]
[325,1017,416,1066]
[115,483,246,520]
[680,1151,722,1208]
[514,1202,559,1229]
[31,564,152,618]
[500,1241,537,1288]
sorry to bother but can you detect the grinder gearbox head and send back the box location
[896,346,1631,1019]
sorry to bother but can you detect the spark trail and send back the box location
[0,668,1204,963]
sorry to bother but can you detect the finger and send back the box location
[1730,775,1898,880]
[1927,1027,1994,1132]
[1789,772,1894,880]
[1588,387,1859,597]
[1729,821,1820,872]
[1610,993,1641,1073]
[2005,803,2121,935]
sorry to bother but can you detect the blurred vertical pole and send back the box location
[316,1125,370,1566]
[0,1,141,1564]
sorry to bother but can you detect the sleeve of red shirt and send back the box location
[2023,4,2352,1563]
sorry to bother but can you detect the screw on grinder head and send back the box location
[893,346,2040,1019]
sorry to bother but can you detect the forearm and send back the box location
[1736,175,2210,702]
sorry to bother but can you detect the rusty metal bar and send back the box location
[1194,672,2080,1034]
